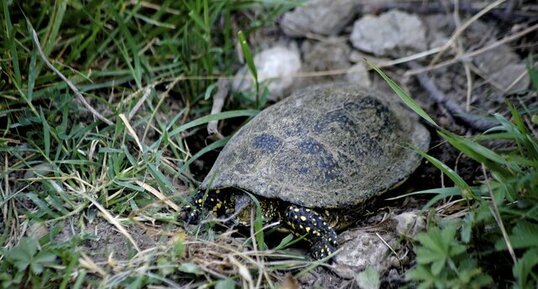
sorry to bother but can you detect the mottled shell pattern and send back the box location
[201,84,430,209]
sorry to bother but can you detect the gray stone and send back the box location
[333,229,397,279]
[280,0,358,37]
[392,211,425,238]
[351,10,427,57]
[346,62,372,88]
[301,39,351,72]
[474,43,521,74]
[332,210,425,279]
[232,45,301,101]
[473,43,529,93]
[489,63,530,93]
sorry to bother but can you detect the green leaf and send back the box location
[169,110,259,137]
[355,267,380,289]
[178,262,202,275]
[273,234,294,251]
[215,278,236,289]
[237,30,260,107]
[5,238,39,271]
[527,54,538,91]
[40,109,51,158]
[431,260,445,276]
[439,130,511,176]
[204,81,218,100]
[497,221,538,250]
[3,0,21,85]
[367,60,438,127]
[250,193,267,251]
[180,136,230,171]
[30,251,57,274]
[414,149,474,200]
[513,248,538,289]
[172,239,185,258]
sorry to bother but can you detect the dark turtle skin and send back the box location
[186,84,430,259]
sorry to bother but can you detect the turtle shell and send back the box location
[201,84,430,209]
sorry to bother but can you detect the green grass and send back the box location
[370,61,538,289]
[3,0,537,288]
[0,1,306,288]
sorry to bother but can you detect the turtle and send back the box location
[184,84,430,259]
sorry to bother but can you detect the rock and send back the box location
[232,45,301,101]
[351,10,427,57]
[346,62,372,88]
[474,43,521,75]
[332,211,423,279]
[422,14,454,49]
[286,39,352,92]
[301,39,351,72]
[489,63,530,93]
[473,42,529,93]
[280,0,357,37]
[392,211,425,238]
[333,229,397,279]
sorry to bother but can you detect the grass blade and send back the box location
[169,109,258,137]
[2,0,21,85]
[180,136,230,171]
[238,30,260,107]
[528,54,538,91]
[414,149,474,200]
[367,60,438,127]
[40,109,51,158]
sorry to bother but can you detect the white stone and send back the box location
[232,45,301,101]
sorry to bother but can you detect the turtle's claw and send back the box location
[181,205,201,225]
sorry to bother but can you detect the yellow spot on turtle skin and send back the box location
[294,215,298,219]
[306,227,311,233]
[210,198,215,202]
[294,208,300,212]
[291,224,295,229]
[305,208,311,212]
[216,189,220,194]
[299,225,304,229]
[300,216,307,221]
[196,199,203,204]
[216,203,222,209]
[323,222,327,226]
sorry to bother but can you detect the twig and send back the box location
[366,1,537,22]
[429,0,506,66]
[406,23,538,76]
[481,165,517,264]
[207,79,230,139]
[128,86,153,120]
[451,0,474,112]
[408,62,498,131]
[31,28,114,126]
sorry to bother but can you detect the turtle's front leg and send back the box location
[182,189,227,224]
[284,205,338,259]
